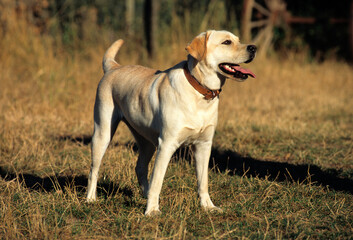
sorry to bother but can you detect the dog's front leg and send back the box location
[194,141,222,213]
[145,138,178,216]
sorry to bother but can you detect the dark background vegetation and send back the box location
[9,0,352,60]
[284,0,351,60]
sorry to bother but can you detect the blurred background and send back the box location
[1,0,352,62]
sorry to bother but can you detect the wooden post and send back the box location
[349,1,353,61]
[241,0,254,43]
[125,0,135,36]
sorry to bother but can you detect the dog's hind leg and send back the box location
[87,97,121,202]
[125,124,156,198]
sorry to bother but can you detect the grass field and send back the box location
[1,17,353,239]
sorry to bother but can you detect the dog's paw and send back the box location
[200,195,222,213]
[204,206,223,213]
[86,197,96,203]
[145,208,161,217]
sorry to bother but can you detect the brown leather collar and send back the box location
[183,64,221,100]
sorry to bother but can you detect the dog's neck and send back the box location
[183,64,221,100]
[187,55,226,91]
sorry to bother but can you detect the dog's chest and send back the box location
[181,126,214,145]
[176,110,217,145]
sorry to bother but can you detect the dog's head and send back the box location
[186,30,256,81]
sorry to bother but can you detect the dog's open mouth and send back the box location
[219,63,256,80]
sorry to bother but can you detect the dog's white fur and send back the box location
[87,30,256,216]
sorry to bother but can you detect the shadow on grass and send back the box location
[2,134,351,196]
[0,167,133,199]
[209,149,353,194]
[56,135,92,146]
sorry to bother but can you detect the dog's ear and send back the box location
[186,31,211,61]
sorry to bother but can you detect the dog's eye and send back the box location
[222,40,232,45]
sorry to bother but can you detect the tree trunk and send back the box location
[144,0,159,58]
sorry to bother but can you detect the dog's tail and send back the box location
[102,39,124,73]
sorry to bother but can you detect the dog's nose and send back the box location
[247,45,257,54]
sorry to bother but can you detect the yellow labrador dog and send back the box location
[87,30,256,216]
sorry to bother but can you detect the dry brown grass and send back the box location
[0,13,353,239]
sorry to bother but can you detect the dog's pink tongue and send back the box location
[234,66,256,78]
